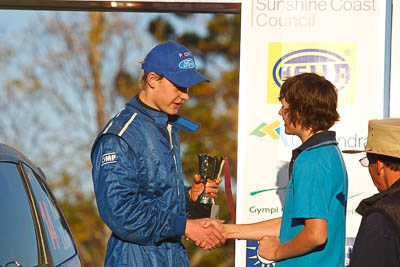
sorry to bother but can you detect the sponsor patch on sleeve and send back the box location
[101,152,117,166]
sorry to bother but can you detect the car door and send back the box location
[0,143,82,267]
[0,161,40,267]
[22,164,81,267]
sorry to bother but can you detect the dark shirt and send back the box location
[350,179,400,266]
[136,95,161,112]
[349,212,400,266]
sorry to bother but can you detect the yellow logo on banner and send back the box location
[267,43,357,104]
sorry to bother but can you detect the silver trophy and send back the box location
[196,154,226,218]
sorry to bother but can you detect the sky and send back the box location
[0,10,50,33]
[0,9,211,35]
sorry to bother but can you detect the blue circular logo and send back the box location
[272,49,351,91]
[178,58,195,69]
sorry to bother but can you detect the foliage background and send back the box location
[0,11,240,267]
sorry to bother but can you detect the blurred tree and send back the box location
[0,12,145,178]
[0,12,145,267]
[0,11,240,267]
[52,173,108,267]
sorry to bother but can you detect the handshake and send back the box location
[185,217,282,262]
[185,173,282,261]
[185,218,226,251]
[186,174,227,250]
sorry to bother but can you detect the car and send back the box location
[0,143,82,267]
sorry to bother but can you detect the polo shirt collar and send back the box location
[289,131,337,177]
[294,131,337,154]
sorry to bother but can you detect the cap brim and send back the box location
[165,69,209,87]
[342,149,366,154]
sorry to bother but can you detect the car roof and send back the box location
[0,143,46,179]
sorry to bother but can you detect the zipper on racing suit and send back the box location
[167,124,180,197]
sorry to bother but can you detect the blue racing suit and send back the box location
[91,96,199,266]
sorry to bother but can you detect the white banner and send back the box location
[391,0,400,117]
[236,0,388,266]
[130,0,240,2]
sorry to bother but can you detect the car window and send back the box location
[23,164,76,266]
[0,162,39,267]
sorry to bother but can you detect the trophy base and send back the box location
[186,203,220,219]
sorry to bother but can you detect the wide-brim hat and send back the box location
[343,118,400,158]
[141,41,209,87]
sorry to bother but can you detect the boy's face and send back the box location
[151,76,190,115]
[279,98,313,141]
[279,98,297,135]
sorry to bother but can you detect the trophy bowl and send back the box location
[197,154,225,204]
[186,154,226,219]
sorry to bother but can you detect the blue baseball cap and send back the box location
[141,41,209,87]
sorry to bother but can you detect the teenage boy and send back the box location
[203,73,348,267]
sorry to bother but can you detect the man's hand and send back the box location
[201,219,226,237]
[258,235,281,261]
[189,174,222,202]
[195,219,226,248]
[185,218,225,250]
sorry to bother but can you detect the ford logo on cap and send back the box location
[178,58,195,69]
[272,49,351,91]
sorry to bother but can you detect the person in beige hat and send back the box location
[344,118,400,267]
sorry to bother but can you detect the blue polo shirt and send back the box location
[277,131,348,267]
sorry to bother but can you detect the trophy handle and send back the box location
[217,158,226,179]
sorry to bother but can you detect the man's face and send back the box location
[151,77,190,115]
[367,155,386,192]
[279,98,297,135]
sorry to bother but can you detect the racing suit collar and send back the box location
[127,95,169,125]
[127,95,200,132]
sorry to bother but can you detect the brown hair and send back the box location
[279,72,340,132]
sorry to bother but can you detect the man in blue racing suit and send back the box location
[91,41,225,266]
